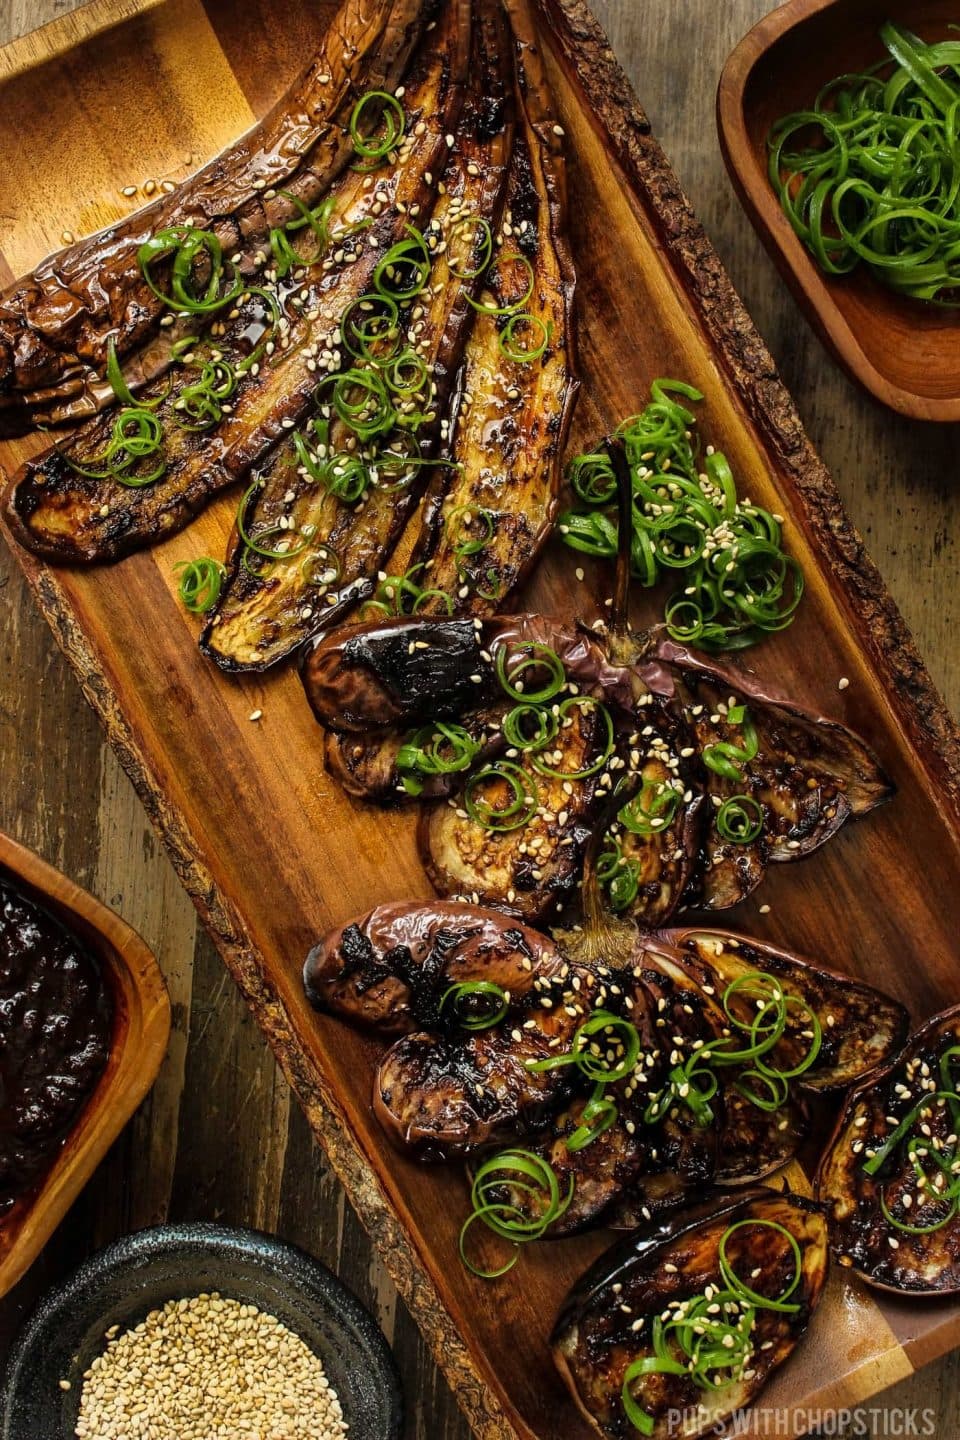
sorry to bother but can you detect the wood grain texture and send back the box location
[717,0,960,421]
[0,2,958,1439]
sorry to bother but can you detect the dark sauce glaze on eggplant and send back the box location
[0,876,113,1217]
[553,1189,829,1440]
[816,1005,960,1295]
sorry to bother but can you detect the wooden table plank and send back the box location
[0,1,956,1436]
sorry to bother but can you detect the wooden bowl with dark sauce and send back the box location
[0,831,169,1298]
[718,0,960,421]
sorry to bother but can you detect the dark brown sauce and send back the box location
[0,875,113,1218]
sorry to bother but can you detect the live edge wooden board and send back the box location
[2,2,959,1437]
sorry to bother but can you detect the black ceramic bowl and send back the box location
[0,1222,403,1440]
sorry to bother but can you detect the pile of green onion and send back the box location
[769,23,960,302]
[559,380,803,652]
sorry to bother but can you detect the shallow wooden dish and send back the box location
[718,0,960,421]
[2,1,960,1436]
[0,832,170,1299]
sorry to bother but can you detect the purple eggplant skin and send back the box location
[646,635,895,910]
[303,898,562,1035]
[301,612,647,733]
[304,899,599,1158]
[660,927,909,1092]
[553,1188,830,1440]
[815,1004,960,1297]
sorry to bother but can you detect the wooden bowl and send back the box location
[717,0,960,421]
[0,832,170,1299]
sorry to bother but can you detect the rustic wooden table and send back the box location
[1,1,958,1435]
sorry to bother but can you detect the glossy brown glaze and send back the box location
[0,876,112,1217]
[0,0,429,435]
[3,0,469,564]
[201,0,517,672]
[553,1188,829,1440]
[305,899,594,1156]
[816,1004,960,1295]
[663,927,908,1090]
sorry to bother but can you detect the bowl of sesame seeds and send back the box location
[0,1222,403,1440]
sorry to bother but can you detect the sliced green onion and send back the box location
[768,25,960,304]
[566,1086,619,1152]
[447,215,493,279]
[463,762,538,833]
[396,723,482,796]
[499,313,551,364]
[459,1149,574,1278]
[718,1220,803,1314]
[716,794,765,844]
[447,503,495,560]
[340,293,402,364]
[525,1011,640,1083]
[236,480,308,562]
[106,338,166,410]
[619,780,681,836]
[439,981,509,1032]
[561,379,804,652]
[703,705,759,782]
[138,225,243,314]
[173,557,226,614]
[350,90,406,167]
[467,251,535,316]
[374,225,432,300]
[502,704,558,752]
[494,642,566,704]
[529,696,615,781]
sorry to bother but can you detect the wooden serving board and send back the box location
[2,2,959,1436]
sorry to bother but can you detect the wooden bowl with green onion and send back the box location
[718,0,960,421]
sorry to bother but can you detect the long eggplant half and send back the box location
[200,0,516,671]
[403,0,578,615]
[304,899,603,1157]
[663,927,908,1091]
[646,636,894,910]
[816,1004,960,1296]
[0,0,429,437]
[553,1189,829,1440]
[3,3,470,564]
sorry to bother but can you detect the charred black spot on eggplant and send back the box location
[553,1189,829,1440]
[816,1004,960,1296]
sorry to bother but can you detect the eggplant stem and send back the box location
[605,436,634,643]
[554,772,640,972]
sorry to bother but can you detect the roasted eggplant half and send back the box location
[200,0,517,671]
[404,0,578,615]
[305,899,600,1157]
[553,1189,829,1440]
[816,1004,960,1296]
[647,637,894,909]
[663,927,908,1091]
[4,1,470,563]
[0,0,430,436]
